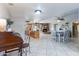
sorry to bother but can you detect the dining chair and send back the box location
[60,32,65,42]
[60,30,70,42]
[52,31,59,41]
[24,31,30,54]
[64,30,70,41]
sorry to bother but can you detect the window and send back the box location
[0,19,6,32]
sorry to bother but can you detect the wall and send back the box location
[11,18,53,41]
[49,18,73,32]
[0,3,9,31]
[11,18,26,41]
[11,17,73,41]
[0,4,9,19]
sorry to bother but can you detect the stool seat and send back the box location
[22,43,29,48]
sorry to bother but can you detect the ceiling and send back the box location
[5,3,79,20]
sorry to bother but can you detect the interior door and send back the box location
[72,23,78,37]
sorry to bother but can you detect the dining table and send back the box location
[56,30,65,42]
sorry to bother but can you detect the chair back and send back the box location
[64,30,70,40]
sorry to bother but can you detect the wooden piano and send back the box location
[0,32,23,56]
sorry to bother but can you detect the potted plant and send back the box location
[6,19,14,31]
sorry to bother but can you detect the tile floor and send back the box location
[7,33,79,56]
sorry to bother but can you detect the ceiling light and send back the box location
[34,10,42,14]
[57,20,61,23]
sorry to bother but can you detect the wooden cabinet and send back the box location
[30,31,39,39]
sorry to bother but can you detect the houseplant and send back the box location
[6,19,14,31]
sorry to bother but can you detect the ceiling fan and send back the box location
[8,3,14,6]
[57,17,65,20]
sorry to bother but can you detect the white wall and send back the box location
[0,4,9,32]
[11,18,54,41]
[11,17,73,41]
[48,18,73,32]
[11,18,26,41]
[0,4,9,19]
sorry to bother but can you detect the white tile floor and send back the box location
[7,33,79,56]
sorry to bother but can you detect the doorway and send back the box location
[72,22,79,37]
